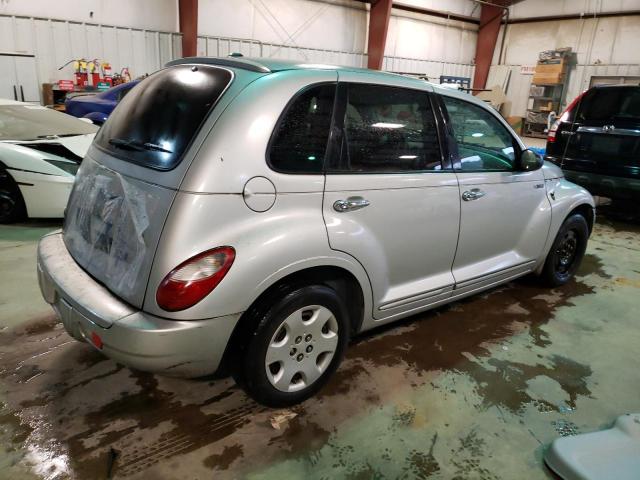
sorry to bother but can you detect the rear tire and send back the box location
[540,214,589,287]
[0,169,26,224]
[237,285,350,407]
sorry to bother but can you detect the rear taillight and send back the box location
[547,120,560,143]
[548,90,588,143]
[156,247,235,312]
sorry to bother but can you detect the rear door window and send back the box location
[335,84,441,172]
[95,65,232,170]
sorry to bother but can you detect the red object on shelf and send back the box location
[74,72,88,87]
[90,72,101,86]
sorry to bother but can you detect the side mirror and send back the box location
[518,149,544,171]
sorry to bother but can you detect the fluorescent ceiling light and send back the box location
[371,122,404,129]
[399,155,417,159]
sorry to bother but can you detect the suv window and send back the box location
[577,86,640,124]
[337,84,441,173]
[268,84,336,173]
[443,96,516,171]
[95,65,232,170]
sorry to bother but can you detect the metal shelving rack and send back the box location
[523,50,575,138]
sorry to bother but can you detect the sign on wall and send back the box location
[57,80,74,91]
[520,65,536,75]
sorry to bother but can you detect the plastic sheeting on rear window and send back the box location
[63,159,160,299]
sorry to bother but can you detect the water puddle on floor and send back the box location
[0,217,637,479]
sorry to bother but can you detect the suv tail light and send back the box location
[548,90,588,143]
[156,247,235,312]
[547,119,560,143]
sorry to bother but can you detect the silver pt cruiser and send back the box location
[38,57,594,407]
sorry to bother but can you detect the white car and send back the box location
[0,99,97,223]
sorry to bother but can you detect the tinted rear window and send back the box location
[95,65,232,170]
[577,86,640,124]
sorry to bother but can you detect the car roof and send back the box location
[167,56,496,112]
[167,56,435,86]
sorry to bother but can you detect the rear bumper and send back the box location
[37,231,241,377]
[562,169,640,201]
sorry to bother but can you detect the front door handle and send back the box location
[462,188,486,201]
[333,196,371,212]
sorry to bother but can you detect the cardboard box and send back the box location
[534,62,566,75]
[506,116,523,134]
[532,72,565,85]
[534,58,567,84]
[539,101,554,112]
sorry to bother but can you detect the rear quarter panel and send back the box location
[143,192,373,322]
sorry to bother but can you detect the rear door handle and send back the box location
[462,188,486,201]
[333,196,370,212]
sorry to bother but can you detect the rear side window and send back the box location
[95,65,232,170]
[577,87,640,124]
[337,84,441,172]
[268,84,335,173]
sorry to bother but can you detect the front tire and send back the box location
[540,214,589,287]
[238,285,350,407]
[0,170,26,224]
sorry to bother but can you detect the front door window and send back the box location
[442,96,517,171]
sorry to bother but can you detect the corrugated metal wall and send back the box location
[0,14,182,94]
[197,34,475,83]
[0,13,475,103]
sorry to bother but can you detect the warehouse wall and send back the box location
[198,0,367,53]
[488,0,640,118]
[395,0,479,18]
[0,15,182,95]
[0,0,178,31]
[197,0,477,80]
[508,0,640,19]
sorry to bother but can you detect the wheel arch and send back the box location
[217,264,367,376]
[568,203,595,235]
[536,199,595,274]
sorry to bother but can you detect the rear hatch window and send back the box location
[577,86,640,125]
[94,65,232,170]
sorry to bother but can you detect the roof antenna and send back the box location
[228,52,244,58]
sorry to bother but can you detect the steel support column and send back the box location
[179,0,198,58]
[367,0,392,70]
[472,4,504,90]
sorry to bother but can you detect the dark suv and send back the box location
[545,84,640,203]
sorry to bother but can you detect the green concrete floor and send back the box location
[0,210,639,480]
